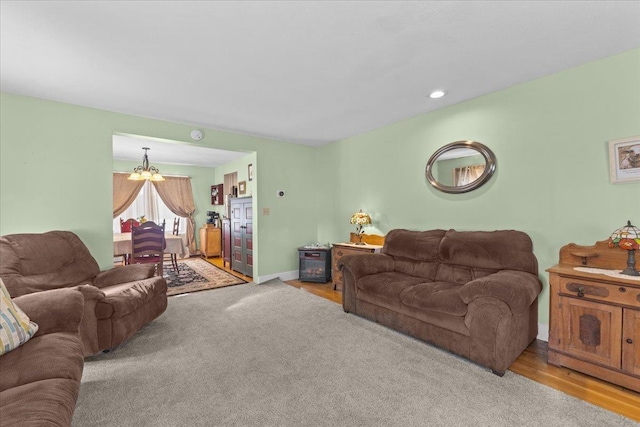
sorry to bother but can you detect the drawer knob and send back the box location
[627,338,634,344]
[576,286,585,297]
[337,251,343,256]
[619,287,626,293]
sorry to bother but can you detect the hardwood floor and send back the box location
[204,256,253,283]
[284,279,640,422]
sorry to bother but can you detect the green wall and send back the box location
[1,48,639,321]
[209,152,257,219]
[318,48,640,325]
[0,95,318,279]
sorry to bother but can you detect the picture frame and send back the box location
[248,163,253,181]
[238,180,247,195]
[608,136,640,184]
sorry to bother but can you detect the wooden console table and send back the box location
[547,240,640,392]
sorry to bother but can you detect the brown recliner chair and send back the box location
[0,231,168,356]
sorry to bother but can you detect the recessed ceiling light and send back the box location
[429,90,446,99]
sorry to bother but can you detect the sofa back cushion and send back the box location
[438,229,538,277]
[382,229,446,280]
[0,231,100,297]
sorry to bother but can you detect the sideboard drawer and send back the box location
[559,277,640,307]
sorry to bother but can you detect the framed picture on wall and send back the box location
[238,181,247,195]
[248,163,253,181]
[609,136,640,184]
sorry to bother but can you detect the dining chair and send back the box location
[130,221,166,277]
[118,218,140,264]
[120,218,140,233]
[169,217,180,272]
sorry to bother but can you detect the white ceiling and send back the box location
[113,135,247,168]
[2,1,639,147]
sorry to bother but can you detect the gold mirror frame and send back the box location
[425,140,496,194]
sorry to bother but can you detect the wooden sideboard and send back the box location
[199,224,222,258]
[547,240,640,392]
[331,242,383,290]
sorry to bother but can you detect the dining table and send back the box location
[113,232,187,257]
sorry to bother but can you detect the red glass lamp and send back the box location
[608,220,640,276]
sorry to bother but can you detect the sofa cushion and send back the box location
[0,378,80,427]
[400,282,467,316]
[439,229,538,275]
[96,278,167,319]
[0,280,38,355]
[357,272,426,303]
[394,259,440,281]
[0,332,83,392]
[382,229,446,262]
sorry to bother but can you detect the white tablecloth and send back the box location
[113,233,186,256]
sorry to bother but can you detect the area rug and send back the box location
[75,280,636,427]
[163,258,247,296]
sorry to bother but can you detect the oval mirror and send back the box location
[425,140,496,194]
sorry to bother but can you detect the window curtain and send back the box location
[141,181,160,222]
[113,172,145,218]
[453,164,485,186]
[152,177,197,253]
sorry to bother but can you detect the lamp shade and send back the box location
[350,210,372,226]
[609,220,640,250]
[609,220,640,276]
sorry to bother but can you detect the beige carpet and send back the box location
[74,280,636,426]
[163,258,247,296]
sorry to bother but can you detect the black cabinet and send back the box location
[222,218,231,268]
[230,197,252,277]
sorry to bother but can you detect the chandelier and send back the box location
[127,147,164,181]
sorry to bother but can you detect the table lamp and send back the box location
[350,210,372,245]
[608,220,640,276]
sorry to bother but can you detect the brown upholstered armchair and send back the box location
[0,231,168,356]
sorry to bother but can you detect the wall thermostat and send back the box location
[277,190,285,197]
[190,130,203,141]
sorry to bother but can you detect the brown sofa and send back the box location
[339,229,542,375]
[0,231,168,356]
[0,288,85,427]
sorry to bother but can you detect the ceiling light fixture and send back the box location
[429,90,446,99]
[127,147,165,181]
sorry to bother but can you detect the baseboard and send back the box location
[256,270,298,284]
[537,322,549,342]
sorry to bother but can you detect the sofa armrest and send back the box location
[459,270,542,311]
[93,264,155,288]
[73,284,107,356]
[12,288,85,338]
[338,254,395,280]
